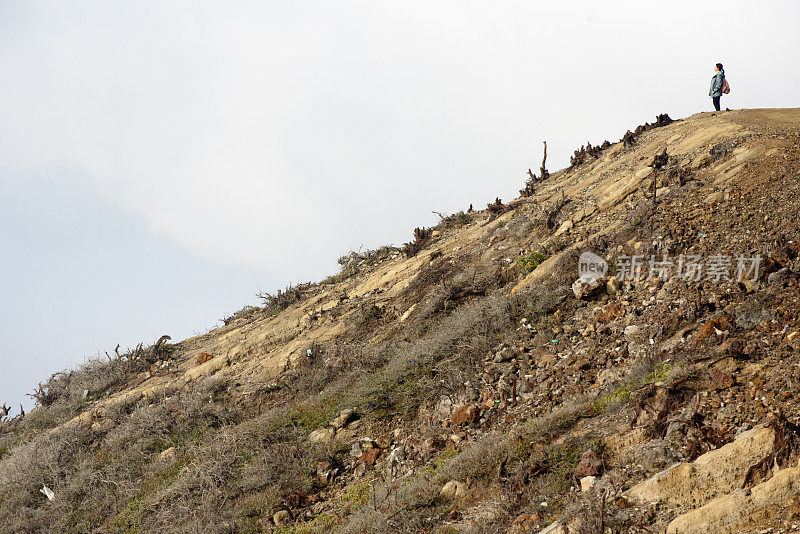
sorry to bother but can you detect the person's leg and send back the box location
[713,96,721,111]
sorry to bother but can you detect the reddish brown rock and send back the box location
[709,368,734,390]
[574,449,603,478]
[450,404,480,426]
[358,447,381,466]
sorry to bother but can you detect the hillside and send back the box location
[2,108,800,533]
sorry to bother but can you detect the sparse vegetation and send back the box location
[515,251,548,273]
[257,282,318,316]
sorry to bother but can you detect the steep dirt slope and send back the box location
[1,108,800,534]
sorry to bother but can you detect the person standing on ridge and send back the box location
[709,62,726,111]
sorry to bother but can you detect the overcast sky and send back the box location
[1,1,798,414]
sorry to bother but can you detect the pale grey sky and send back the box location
[1,1,798,413]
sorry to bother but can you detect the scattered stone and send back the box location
[386,446,405,472]
[572,277,605,300]
[494,346,517,363]
[350,441,363,458]
[638,439,675,472]
[574,450,603,478]
[538,522,568,534]
[358,447,381,466]
[439,480,465,501]
[450,404,480,426]
[710,141,732,160]
[316,459,339,484]
[606,276,620,295]
[580,475,597,493]
[709,368,734,390]
[308,427,335,444]
[159,447,176,461]
[624,325,641,338]
[330,408,358,430]
[767,267,791,286]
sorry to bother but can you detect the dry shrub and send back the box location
[257,282,318,316]
[417,265,501,319]
[403,227,433,258]
[332,245,400,282]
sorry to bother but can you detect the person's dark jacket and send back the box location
[709,70,725,98]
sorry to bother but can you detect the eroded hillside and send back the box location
[2,108,800,533]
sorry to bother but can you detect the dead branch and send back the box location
[521,142,551,197]
[540,141,550,181]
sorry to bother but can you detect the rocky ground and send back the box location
[1,108,800,533]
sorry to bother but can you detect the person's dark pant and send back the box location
[712,96,721,111]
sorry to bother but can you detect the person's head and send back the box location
[715,62,724,73]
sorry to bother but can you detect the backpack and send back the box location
[721,78,730,94]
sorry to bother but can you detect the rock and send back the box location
[741,277,760,293]
[349,441,363,458]
[580,476,597,493]
[507,513,540,534]
[638,439,675,472]
[574,450,602,478]
[606,276,620,295]
[330,408,358,430]
[450,404,480,426]
[537,522,568,534]
[358,447,381,466]
[386,446,405,465]
[636,167,654,179]
[400,304,416,322]
[439,480,465,502]
[626,426,776,510]
[708,368,734,390]
[308,427,335,444]
[624,325,641,338]
[666,462,800,534]
[316,459,339,484]
[273,510,292,526]
[40,485,54,501]
[159,447,176,461]
[665,421,687,447]
[494,346,517,363]
[572,277,605,300]
[767,267,791,286]
[435,396,454,417]
[710,141,732,160]
[692,152,713,169]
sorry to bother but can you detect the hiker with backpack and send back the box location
[709,62,730,111]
